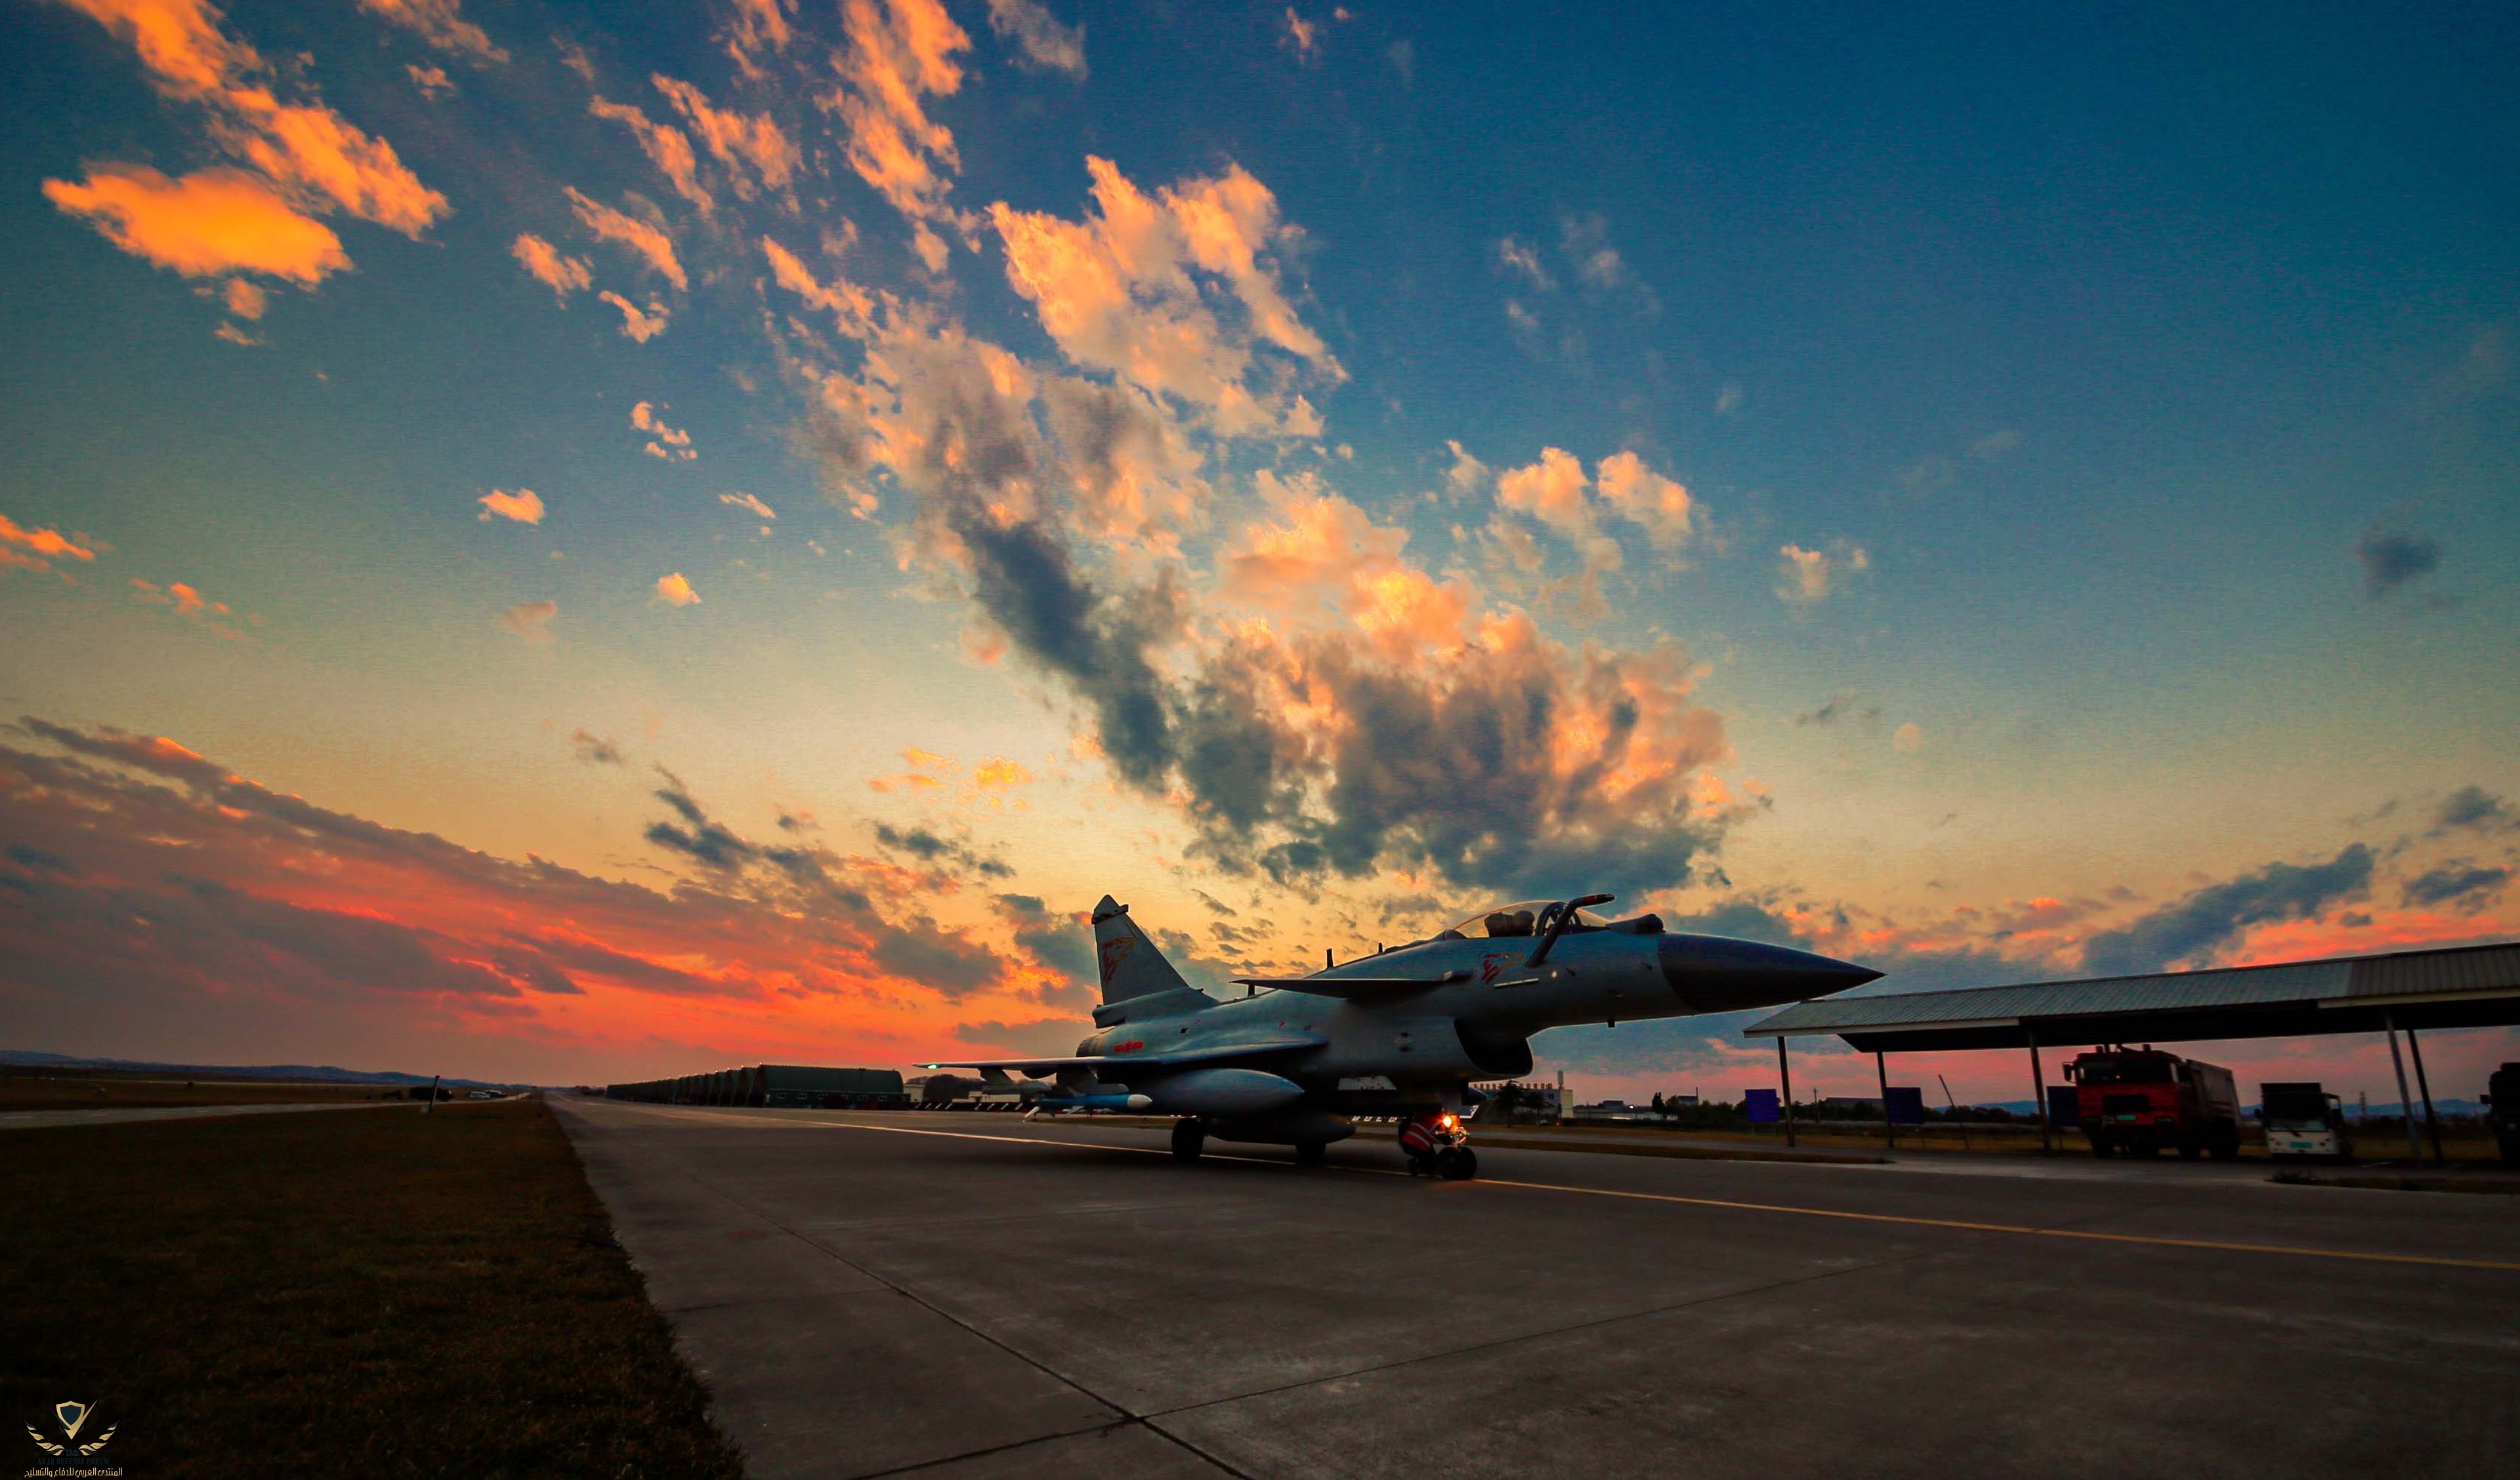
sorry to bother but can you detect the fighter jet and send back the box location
[927,894,1879,1179]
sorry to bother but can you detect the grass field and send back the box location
[0,1073,423,1114]
[1,1098,744,1479]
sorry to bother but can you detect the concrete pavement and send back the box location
[553,1098,2520,1480]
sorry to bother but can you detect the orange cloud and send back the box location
[221,277,266,318]
[973,758,1032,789]
[652,75,798,197]
[1593,450,1692,550]
[44,165,347,284]
[761,236,875,337]
[45,0,446,251]
[510,233,592,300]
[631,401,695,460]
[0,514,100,575]
[589,96,712,214]
[719,492,776,520]
[598,291,670,342]
[354,0,507,62]
[722,0,791,75]
[214,89,445,236]
[653,572,700,606]
[476,488,544,524]
[43,0,258,99]
[132,576,245,638]
[827,0,971,267]
[1496,446,1591,533]
[990,157,1337,432]
[567,188,686,289]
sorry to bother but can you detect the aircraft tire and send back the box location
[1295,1141,1326,1167]
[1171,1119,1206,1162]
[1438,1147,1477,1181]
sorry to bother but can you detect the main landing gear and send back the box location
[1400,1111,1478,1180]
[1171,1118,1205,1162]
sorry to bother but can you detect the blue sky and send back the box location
[0,0,2513,1098]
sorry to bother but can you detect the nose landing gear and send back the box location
[1399,1111,1478,1180]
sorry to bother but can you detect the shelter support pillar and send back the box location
[2405,1026,2446,1164]
[2027,1028,2052,1155]
[1778,1036,1796,1149]
[1876,1050,1895,1152]
[2384,1013,2422,1162]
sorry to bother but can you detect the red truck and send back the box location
[2064,1045,2241,1160]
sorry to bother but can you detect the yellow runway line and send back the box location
[606,1105,2520,1273]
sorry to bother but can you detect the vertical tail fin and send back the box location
[1091,895,1197,1006]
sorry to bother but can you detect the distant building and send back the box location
[606,1064,907,1109]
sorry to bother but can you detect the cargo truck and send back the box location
[2064,1044,2241,1159]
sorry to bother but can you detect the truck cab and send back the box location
[2065,1045,2242,1160]
[2488,1062,2520,1166]
[2259,1081,2351,1162]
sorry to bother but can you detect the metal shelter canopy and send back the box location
[1742,941,2520,1054]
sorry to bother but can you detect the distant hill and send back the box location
[0,1050,525,1091]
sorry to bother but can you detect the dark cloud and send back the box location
[2435,785,2513,835]
[1223,638,1720,899]
[644,770,756,870]
[570,730,625,766]
[7,843,77,875]
[1790,693,1879,730]
[869,918,1007,998]
[872,822,1013,879]
[2402,862,2511,913]
[2080,845,2374,976]
[950,506,1184,789]
[1662,899,1807,947]
[994,892,1096,983]
[2357,524,2441,598]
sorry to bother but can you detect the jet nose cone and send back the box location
[1659,934,1883,1013]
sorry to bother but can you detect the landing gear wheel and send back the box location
[1295,1141,1326,1167]
[1438,1147,1478,1181]
[1171,1119,1206,1163]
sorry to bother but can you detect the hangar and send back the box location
[1744,939,2520,1159]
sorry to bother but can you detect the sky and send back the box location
[2,0,2515,1105]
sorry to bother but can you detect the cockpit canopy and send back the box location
[1441,900,1613,940]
